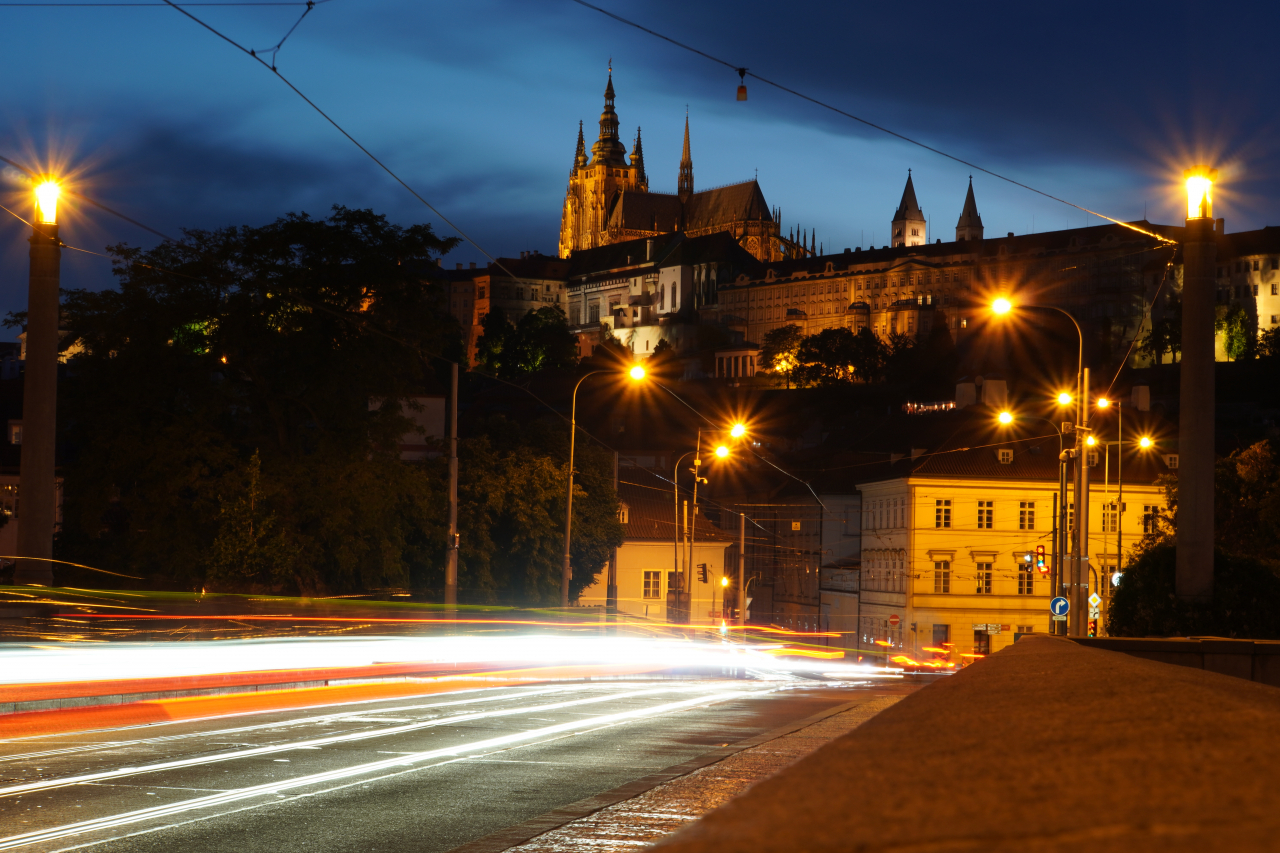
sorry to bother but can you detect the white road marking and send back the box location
[0,686,770,851]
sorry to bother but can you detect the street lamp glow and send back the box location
[34,181,59,225]
[997,411,1014,425]
[1057,392,1073,406]
[1139,436,1153,448]
[1086,435,1097,446]
[730,422,746,439]
[1184,166,1217,219]
[1097,397,1110,408]
[720,576,729,587]
[629,365,646,381]
[714,445,730,458]
[991,297,1012,315]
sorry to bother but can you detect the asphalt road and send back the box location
[0,674,914,853]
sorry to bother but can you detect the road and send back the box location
[0,674,914,853]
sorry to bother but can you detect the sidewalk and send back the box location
[651,635,1280,852]
[450,693,904,853]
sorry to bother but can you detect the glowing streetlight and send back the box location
[1139,436,1153,449]
[991,297,1012,315]
[1085,435,1097,447]
[1097,397,1110,409]
[721,575,729,587]
[715,444,730,458]
[1056,392,1073,406]
[629,364,646,381]
[997,411,1014,425]
[34,180,59,225]
[730,422,746,439]
[1185,167,1217,220]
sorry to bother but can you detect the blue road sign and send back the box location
[1050,596,1070,616]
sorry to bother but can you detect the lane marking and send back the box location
[0,684,582,763]
[0,684,712,798]
[0,686,770,851]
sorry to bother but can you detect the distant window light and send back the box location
[1165,454,1179,469]
[1254,260,1261,271]
[1272,283,1279,296]
[998,448,1014,464]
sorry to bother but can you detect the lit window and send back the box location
[935,500,951,528]
[999,448,1014,464]
[1019,501,1035,530]
[643,571,661,599]
[977,500,993,529]
[975,563,993,594]
[1143,504,1161,535]
[1165,454,1179,469]
[1018,564,1035,595]
[933,561,951,593]
[1101,502,1119,533]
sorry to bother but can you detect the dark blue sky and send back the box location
[1,0,1277,334]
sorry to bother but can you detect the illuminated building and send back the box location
[558,73,788,263]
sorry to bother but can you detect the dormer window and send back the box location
[618,503,629,524]
[1165,454,1179,469]
[998,448,1013,464]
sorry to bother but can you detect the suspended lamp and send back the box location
[736,68,748,101]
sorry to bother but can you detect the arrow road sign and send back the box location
[1050,596,1070,616]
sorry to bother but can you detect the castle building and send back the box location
[891,171,926,248]
[558,73,787,263]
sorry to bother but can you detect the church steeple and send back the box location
[955,176,984,242]
[677,115,694,201]
[630,126,647,189]
[891,169,926,247]
[590,72,627,166]
[572,120,587,174]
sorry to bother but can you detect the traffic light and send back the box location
[1088,619,1098,638]
[697,563,709,583]
[1036,545,1048,575]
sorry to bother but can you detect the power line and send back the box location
[568,0,1176,247]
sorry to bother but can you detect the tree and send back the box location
[51,206,466,593]
[793,327,857,387]
[760,324,803,388]
[1218,304,1256,362]
[849,326,888,383]
[1138,299,1181,365]
[475,306,579,379]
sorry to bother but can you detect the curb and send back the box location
[445,696,874,853]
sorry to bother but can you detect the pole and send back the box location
[1074,367,1091,637]
[681,499,689,623]
[444,362,459,607]
[1112,406,1123,636]
[1178,208,1216,601]
[562,371,602,608]
[607,450,618,614]
[15,211,60,585]
[738,512,746,630]
[1057,453,1068,635]
[1051,489,1059,633]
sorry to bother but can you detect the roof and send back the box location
[484,255,571,282]
[893,172,925,223]
[567,231,685,278]
[956,178,983,228]
[606,191,684,234]
[682,181,772,231]
[617,472,735,543]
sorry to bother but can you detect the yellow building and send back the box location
[854,413,1172,664]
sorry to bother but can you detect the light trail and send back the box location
[0,684,580,763]
[0,685,771,851]
[0,683,704,797]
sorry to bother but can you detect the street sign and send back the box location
[1052,615,1067,621]
[888,614,900,627]
[1088,592,1101,608]
[1050,596,1070,616]
[1089,607,1101,619]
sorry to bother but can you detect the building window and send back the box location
[1019,501,1035,530]
[935,499,951,528]
[1067,502,1074,532]
[1101,502,1118,533]
[977,500,993,529]
[933,561,951,593]
[1165,454,1179,469]
[974,631,991,655]
[1254,285,1260,297]
[1018,564,1035,595]
[1016,625,1033,634]
[588,302,600,323]
[975,563,993,594]
[1087,450,1100,467]
[8,424,20,445]
[998,448,1013,464]
[932,624,951,645]
[516,287,525,301]
[1255,260,1261,271]
[643,571,661,599]
[1143,504,1161,535]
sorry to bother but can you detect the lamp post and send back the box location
[1096,403,1155,634]
[16,180,62,586]
[991,299,1088,635]
[1178,166,1218,602]
[562,364,645,608]
[671,423,743,624]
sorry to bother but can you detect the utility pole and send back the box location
[444,361,459,607]
[1178,167,1218,602]
[738,512,746,631]
[1071,367,1091,637]
[16,181,61,586]
[607,450,618,614]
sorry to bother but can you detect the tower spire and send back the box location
[891,169,926,247]
[955,175,984,242]
[631,126,647,188]
[677,114,693,201]
[590,70,626,166]
[573,120,587,174]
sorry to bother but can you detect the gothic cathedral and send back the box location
[558,73,789,263]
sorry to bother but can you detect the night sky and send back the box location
[1,0,1277,333]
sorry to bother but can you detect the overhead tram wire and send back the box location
[156,0,525,283]
[568,0,1177,247]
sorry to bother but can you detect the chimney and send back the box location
[456,263,463,270]
[1215,218,1225,235]
[646,239,653,261]
[955,377,977,409]
[470,262,476,270]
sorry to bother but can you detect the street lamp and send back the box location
[562,364,646,607]
[997,410,1014,425]
[672,423,747,624]
[16,177,62,585]
[991,297,1091,636]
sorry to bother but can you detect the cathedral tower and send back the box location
[955,177,984,242]
[891,170,926,247]
[677,116,694,202]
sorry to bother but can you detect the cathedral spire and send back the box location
[590,71,627,166]
[630,126,647,188]
[955,176,984,242]
[573,120,587,174]
[892,169,926,247]
[677,114,694,201]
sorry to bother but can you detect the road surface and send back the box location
[0,675,913,853]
